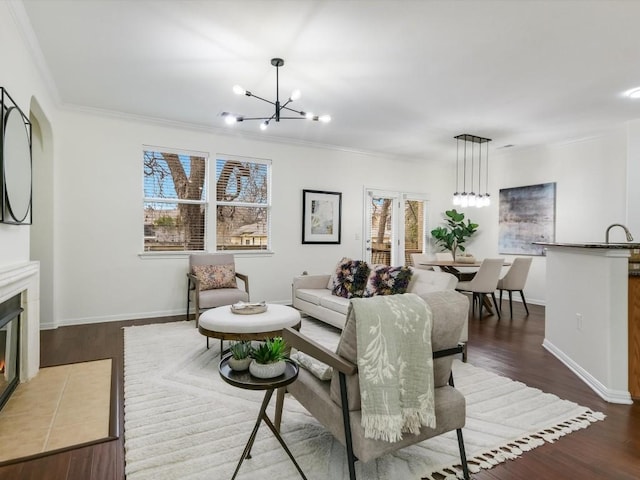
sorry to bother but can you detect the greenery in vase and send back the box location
[229,340,253,360]
[251,337,287,364]
[430,209,479,255]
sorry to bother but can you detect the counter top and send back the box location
[534,242,640,249]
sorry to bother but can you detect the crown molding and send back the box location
[7,0,62,107]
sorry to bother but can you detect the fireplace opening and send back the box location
[0,294,21,411]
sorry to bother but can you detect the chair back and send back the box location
[410,253,434,270]
[189,253,235,269]
[468,258,504,293]
[435,252,453,261]
[498,257,532,290]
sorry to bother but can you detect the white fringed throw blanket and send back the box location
[351,293,435,442]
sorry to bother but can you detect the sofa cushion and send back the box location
[331,258,370,298]
[192,264,237,291]
[296,288,333,306]
[363,265,413,297]
[319,294,351,315]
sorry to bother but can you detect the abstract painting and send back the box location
[499,182,556,255]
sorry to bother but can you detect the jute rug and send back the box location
[0,358,118,465]
[123,319,605,480]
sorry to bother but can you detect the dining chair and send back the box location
[455,258,504,319]
[497,257,533,318]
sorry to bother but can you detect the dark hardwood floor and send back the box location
[1,304,639,480]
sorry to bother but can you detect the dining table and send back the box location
[419,259,511,314]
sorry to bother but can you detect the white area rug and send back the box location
[123,319,604,480]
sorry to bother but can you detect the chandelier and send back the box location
[221,58,331,131]
[452,134,492,208]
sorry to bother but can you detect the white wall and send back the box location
[53,109,454,324]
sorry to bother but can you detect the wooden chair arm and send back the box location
[186,272,199,291]
[235,272,249,296]
[283,327,357,376]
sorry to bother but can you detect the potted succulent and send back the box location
[249,337,288,379]
[228,340,253,372]
[430,209,479,261]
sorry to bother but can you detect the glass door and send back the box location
[364,189,429,266]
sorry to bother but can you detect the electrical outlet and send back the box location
[576,313,583,331]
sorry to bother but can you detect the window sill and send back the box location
[138,250,275,260]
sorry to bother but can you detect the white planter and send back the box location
[249,360,286,379]
[228,357,252,372]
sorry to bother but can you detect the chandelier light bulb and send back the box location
[224,115,237,125]
[460,193,468,208]
[304,112,314,119]
[475,194,484,207]
[232,85,246,95]
[484,194,491,207]
[452,192,460,206]
[290,89,301,101]
[260,121,269,131]
[318,114,331,123]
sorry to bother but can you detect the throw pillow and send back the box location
[363,265,413,297]
[192,264,237,291]
[290,351,333,381]
[332,258,370,299]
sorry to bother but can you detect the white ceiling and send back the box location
[17,0,640,160]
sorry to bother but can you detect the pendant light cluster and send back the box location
[452,134,492,208]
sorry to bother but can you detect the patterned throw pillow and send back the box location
[331,258,370,299]
[363,265,413,297]
[192,264,237,291]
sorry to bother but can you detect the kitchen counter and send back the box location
[534,242,640,249]
[540,243,633,404]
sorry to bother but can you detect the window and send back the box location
[215,155,270,251]
[143,147,208,252]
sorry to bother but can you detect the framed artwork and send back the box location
[302,189,341,244]
[499,182,556,255]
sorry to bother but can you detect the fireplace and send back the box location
[0,261,40,387]
[0,294,21,410]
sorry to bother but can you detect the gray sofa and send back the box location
[292,267,468,352]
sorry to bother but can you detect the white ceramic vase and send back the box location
[249,360,286,379]
[228,357,252,372]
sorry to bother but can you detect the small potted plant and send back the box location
[228,340,253,372]
[249,337,288,379]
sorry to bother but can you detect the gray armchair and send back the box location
[186,253,249,327]
[279,290,470,480]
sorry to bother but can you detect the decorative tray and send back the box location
[230,301,268,315]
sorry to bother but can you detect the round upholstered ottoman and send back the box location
[198,304,301,348]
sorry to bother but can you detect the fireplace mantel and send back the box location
[0,261,40,381]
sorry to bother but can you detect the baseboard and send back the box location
[52,299,292,327]
[542,338,632,404]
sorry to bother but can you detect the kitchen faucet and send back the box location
[605,223,634,243]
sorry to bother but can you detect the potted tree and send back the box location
[228,340,253,372]
[249,337,288,379]
[430,209,479,260]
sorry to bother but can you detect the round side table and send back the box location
[219,356,307,480]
